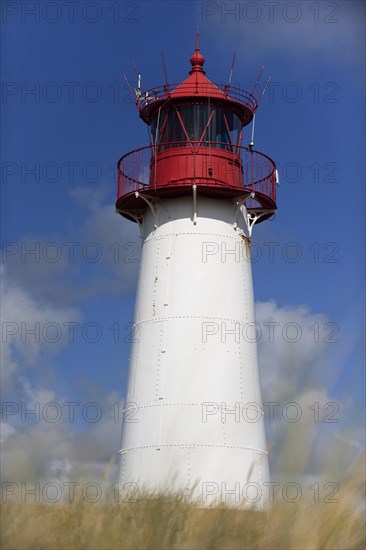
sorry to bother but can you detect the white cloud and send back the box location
[0,423,15,444]
[199,0,364,68]
[255,300,364,480]
[255,300,331,403]
[1,392,123,487]
[1,265,81,393]
[1,185,140,308]
[0,187,132,489]
[1,262,124,486]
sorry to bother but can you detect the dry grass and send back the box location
[1,477,365,550]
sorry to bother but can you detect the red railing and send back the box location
[136,82,258,113]
[117,142,276,211]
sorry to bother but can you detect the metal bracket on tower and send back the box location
[192,185,197,225]
[246,209,276,238]
[232,193,276,238]
[115,208,143,226]
[233,193,252,231]
[135,192,159,228]
[247,211,259,239]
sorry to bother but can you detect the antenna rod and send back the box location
[228,52,236,85]
[132,60,139,78]
[249,65,264,99]
[161,51,169,90]
[123,73,139,109]
[250,114,256,147]
[257,76,271,107]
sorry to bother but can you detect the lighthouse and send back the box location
[116,40,277,508]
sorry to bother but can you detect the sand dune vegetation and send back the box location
[1,464,365,550]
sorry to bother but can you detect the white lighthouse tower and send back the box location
[116,41,277,508]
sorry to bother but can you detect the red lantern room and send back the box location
[116,41,277,224]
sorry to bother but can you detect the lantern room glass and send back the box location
[151,105,242,151]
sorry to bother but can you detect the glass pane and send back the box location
[224,109,241,146]
[163,110,185,143]
[151,105,242,150]
[152,110,185,149]
[179,105,210,143]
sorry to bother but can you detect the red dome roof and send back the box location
[169,46,226,100]
[138,43,258,126]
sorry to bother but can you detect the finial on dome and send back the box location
[189,28,205,74]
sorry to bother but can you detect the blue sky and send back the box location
[1,1,365,491]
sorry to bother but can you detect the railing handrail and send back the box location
[116,141,276,210]
[117,142,276,181]
[136,82,258,112]
[117,141,276,162]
